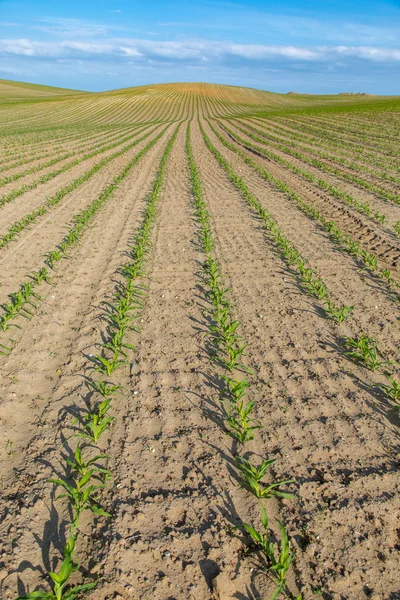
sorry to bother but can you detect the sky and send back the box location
[1,0,400,94]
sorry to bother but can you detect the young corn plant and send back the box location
[325,300,354,323]
[78,398,114,443]
[16,534,96,600]
[49,469,110,526]
[87,380,120,399]
[31,267,52,285]
[226,397,260,444]
[243,505,294,600]
[0,342,12,356]
[222,376,249,404]
[344,333,391,372]
[236,457,294,500]
[380,376,400,413]
[91,352,127,377]
[65,445,111,482]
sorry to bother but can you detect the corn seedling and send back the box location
[49,469,110,525]
[222,376,249,403]
[243,505,294,600]
[226,398,261,444]
[65,445,111,482]
[237,457,294,499]
[31,267,51,285]
[91,352,127,377]
[0,342,11,356]
[87,380,120,398]
[16,534,96,599]
[380,376,400,412]
[78,398,114,443]
[325,300,354,323]
[345,333,391,372]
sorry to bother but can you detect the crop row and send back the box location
[186,121,297,600]
[15,124,180,600]
[0,124,160,251]
[0,128,113,172]
[0,125,170,352]
[250,117,400,182]
[0,126,136,184]
[198,118,400,417]
[0,125,158,209]
[213,120,400,295]
[270,116,400,178]
[231,119,400,211]
[248,117,400,191]
[298,113,400,145]
[275,116,399,160]
[226,120,393,229]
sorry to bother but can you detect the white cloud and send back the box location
[1,37,400,65]
[227,43,318,60]
[332,45,400,61]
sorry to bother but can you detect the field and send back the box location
[0,79,400,600]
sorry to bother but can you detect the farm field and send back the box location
[0,79,400,600]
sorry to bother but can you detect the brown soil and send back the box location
[0,84,399,600]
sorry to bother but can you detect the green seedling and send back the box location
[243,505,294,600]
[79,398,114,443]
[92,352,127,376]
[311,279,327,300]
[49,469,110,525]
[236,457,294,499]
[382,269,392,286]
[0,342,11,356]
[31,267,51,285]
[16,534,96,599]
[325,300,354,323]
[345,333,390,371]
[375,212,386,224]
[87,379,120,398]
[361,250,377,270]
[226,399,261,444]
[46,250,63,270]
[6,439,14,457]
[222,376,249,403]
[101,329,136,357]
[380,376,400,412]
[347,240,362,257]
[66,445,111,481]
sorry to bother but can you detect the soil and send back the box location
[0,84,399,600]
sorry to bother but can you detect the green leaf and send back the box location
[16,593,55,600]
[261,504,269,530]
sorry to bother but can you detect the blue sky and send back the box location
[1,0,400,94]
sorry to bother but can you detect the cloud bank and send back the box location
[1,37,400,64]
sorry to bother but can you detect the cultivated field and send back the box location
[0,79,399,600]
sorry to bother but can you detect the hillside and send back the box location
[0,78,399,600]
[1,78,398,122]
[0,78,86,100]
